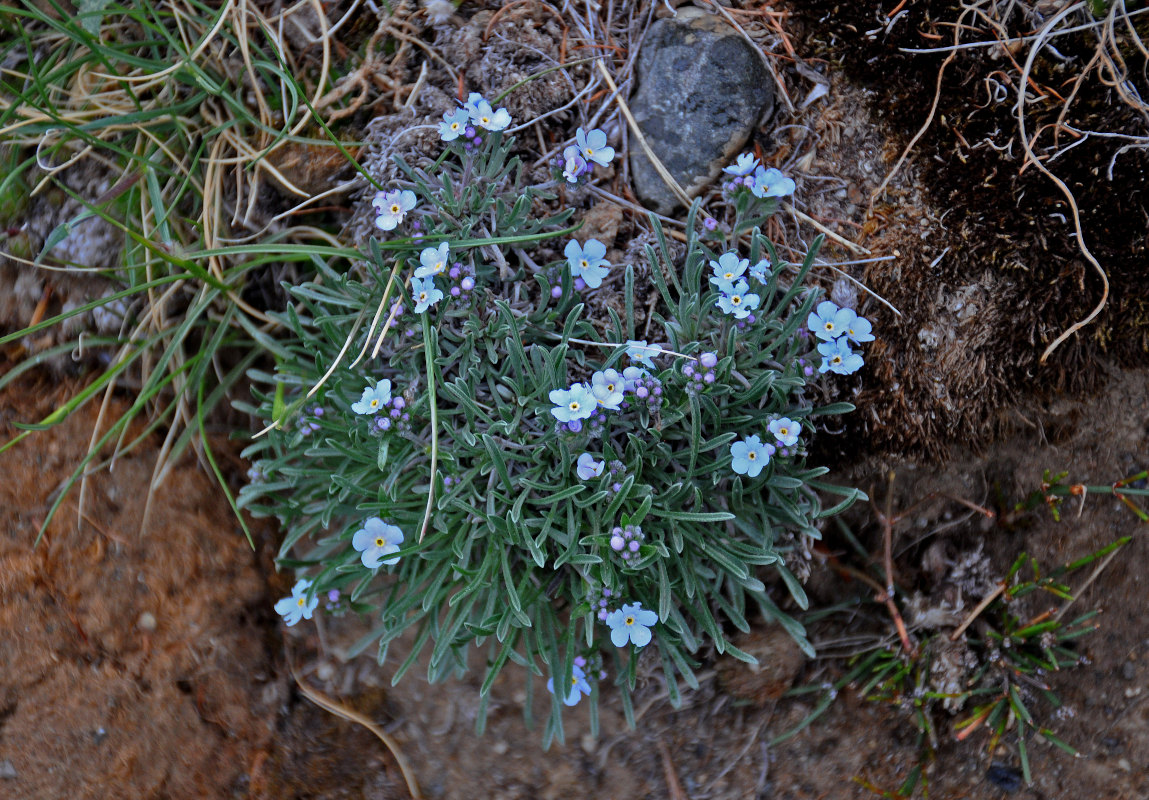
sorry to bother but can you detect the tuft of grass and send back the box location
[0,0,372,538]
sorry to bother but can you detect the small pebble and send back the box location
[137,612,157,632]
[0,760,16,780]
[1121,661,1136,681]
[580,733,597,754]
[316,662,335,681]
[1117,758,1131,772]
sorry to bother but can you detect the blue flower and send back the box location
[575,127,615,166]
[606,602,658,648]
[576,452,605,481]
[462,92,484,115]
[352,517,404,568]
[621,365,648,391]
[716,279,760,320]
[730,434,774,478]
[818,337,865,375]
[547,663,592,706]
[469,98,511,131]
[410,276,444,313]
[590,369,624,410]
[807,300,855,341]
[564,238,610,288]
[351,380,392,415]
[709,252,749,291]
[723,152,760,176]
[845,313,875,344]
[562,144,588,183]
[415,242,450,279]
[274,578,318,626]
[625,340,659,369]
[438,108,470,141]
[768,417,800,447]
[749,259,771,283]
[750,166,796,199]
[372,189,417,231]
[549,383,597,422]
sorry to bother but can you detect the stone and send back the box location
[628,7,773,215]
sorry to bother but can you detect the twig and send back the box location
[785,203,870,254]
[950,582,1005,642]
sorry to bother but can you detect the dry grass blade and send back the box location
[292,673,424,799]
[594,59,695,211]
[1016,2,1110,364]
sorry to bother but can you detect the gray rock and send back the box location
[628,8,773,215]
[0,760,16,779]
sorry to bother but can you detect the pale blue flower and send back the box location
[274,578,318,626]
[469,99,511,131]
[723,152,759,176]
[562,145,588,183]
[410,276,443,313]
[749,259,771,283]
[845,313,875,344]
[716,279,760,320]
[576,452,605,481]
[575,127,615,166]
[807,300,854,341]
[549,383,597,422]
[606,602,658,648]
[351,380,392,415]
[625,340,659,369]
[372,189,417,232]
[547,663,592,706]
[818,337,865,375]
[750,166,796,199]
[415,242,450,279]
[622,365,648,391]
[564,238,610,288]
[709,252,749,291]
[590,369,624,410]
[768,417,800,447]
[462,92,484,116]
[352,517,404,568]
[730,434,773,478]
[438,108,471,141]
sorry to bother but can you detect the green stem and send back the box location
[419,313,439,542]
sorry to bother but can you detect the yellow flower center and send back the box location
[731,296,742,305]
[625,616,635,626]
[418,292,428,302]
[570,677,579,687]
[724,272,735,279]
[747,452,757,461]
[451,123,460,131]
[296,597,306,607]
[580,259,588,268]
[370,399,380,408]
[586,148,595,156]
[481,116,490,124]
[375,537,386,547]
[434,261,444,272]
[831,355,842,364]
[606,382,616,392]
[390,204,400,214]
[779,427,788,436]
[824,322,835,332]
[569,401,580,412]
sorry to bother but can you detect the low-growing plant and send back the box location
[240,96,873,743]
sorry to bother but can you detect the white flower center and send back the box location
[606,382,616,392]
[569,401,580,411]
[731,295,742,305]
[747,452,757,461]
[824,322,835,332]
